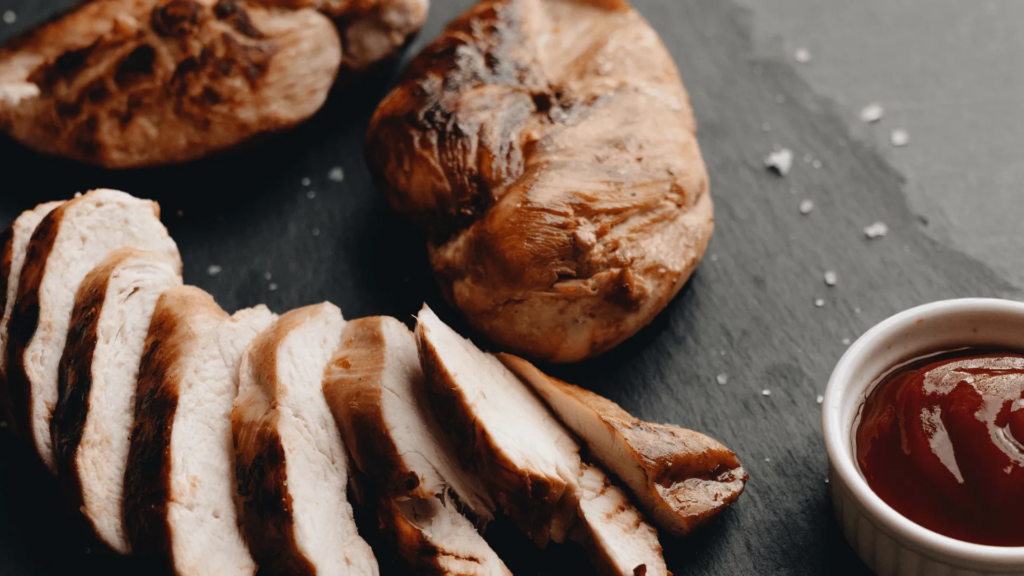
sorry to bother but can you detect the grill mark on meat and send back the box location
[114,45,157,87]
[50,253,118,518]
[151,0,202,37]
[6,203,65,445]
[213,0,265,39]
[234,418,314,575]
[123,295,183,558]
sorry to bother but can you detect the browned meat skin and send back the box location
[501,353,748,537]
[0,0,341,168]
[0,226,13,428]
[366,0,713,363]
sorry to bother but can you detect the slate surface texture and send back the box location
[0,0,1019,574]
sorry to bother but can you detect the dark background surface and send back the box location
[0,0,1020,574]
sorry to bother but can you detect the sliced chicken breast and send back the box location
[500,354,748,537]
[323,316,507,575]
[6,189,181,472]
[416,305,666,576]
[0,200,63,431]
[50,248,182,555]
[124,287,274,575]
[233,303,378,576]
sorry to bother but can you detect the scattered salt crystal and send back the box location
[207,265,222,276]
[815,298,825,307]
[794,47,811,63]
[268,282,278,291]
[710,254,719,262]
[264,271,272,280]
[859,103,884,123]
[312,228,320,237]
[812,159,822,169]
[890,129,910,147]
[842,337,852,345]
[176,209,184,217]
[2,10,16,24]
[864,221,889,239]
[762,389,772,396]
[328,166,345,182]
[306,190,316,199]
[762,122,771,132]
[301,177,311,186]
[764,458,772,462]
[824,270,837,286]
[825,478,829,484]
[716,373,728,385]
[854,306,861,314]
[816,395,824,404]
[799,199,815,214]
[765,148,794,176]
[720,350,726,356]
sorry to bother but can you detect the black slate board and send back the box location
[0,0,1018,574]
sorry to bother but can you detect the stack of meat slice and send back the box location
[0,188,747,575]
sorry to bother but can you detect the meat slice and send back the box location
[6,189,180,472]
[500,354,748,537]
[124,286,274,575]
[233,303,378,576]
[416,305,666,576]
[50,248,182,555]
[323,316,507,575]
[367,0,713,362]
[0,200,63,431]
[332,0,429,77]
[0,0,342,168]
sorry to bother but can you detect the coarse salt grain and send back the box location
[312,228,320,236]
[328,166,345,182]
[207,265,222,276]
[268,282,278,291]
[842,337,852,345]
[306,190,316,199]
[815,298,825,307]
[2,11,16,24]
[799,199,815,214]
[764,148,794,176]
[817,395,824,404]
[824,270,837,286]
[794,48,811,63]
[762,389,772,396]
[264,271,273,280]
[716,373,728,385]
[859,103,884,123]
[891,129,910,147]
[864,221,889,239]
[301,177,311,186]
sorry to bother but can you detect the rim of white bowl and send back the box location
[822,297,1024,568]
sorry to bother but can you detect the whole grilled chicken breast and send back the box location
[366,0,713,362]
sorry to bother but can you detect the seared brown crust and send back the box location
[123,286,226,560]
[0,225,13,426]
[233,305,323,575]
[367,0,713,362]
[0,0,341,168]
[416,320,572,546]
[51,249,133,521]
[5,201,66,444]
[501,353,747,536]
[324,316,420,497]
[233,414,313,575]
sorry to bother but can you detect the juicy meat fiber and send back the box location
[367,0,713,362]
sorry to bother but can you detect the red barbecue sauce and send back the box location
[856,350,1024,546]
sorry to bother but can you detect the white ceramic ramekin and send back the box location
[822,298,1024,576]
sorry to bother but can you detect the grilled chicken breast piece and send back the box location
[367,0,713,363]
[6,189,181,472]
[324,316,508,575]
[416,305,667,576]
[501,353,748,537]
[0,200,63,431]
[0,0,341,168]
[124,287,274,575]
[51,248,182,555]
[233,303,379,576]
